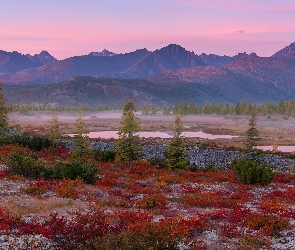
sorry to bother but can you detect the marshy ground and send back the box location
[8,111,295,150]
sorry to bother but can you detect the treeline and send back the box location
[142,99,295,116]
[8,104,119,113]
[7,99,295,117]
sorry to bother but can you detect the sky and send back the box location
[1,0,295,59]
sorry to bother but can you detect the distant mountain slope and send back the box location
[0,44,205,83]
[0,50,56,74]
[272,42,295,58]
[0,49,152,84]
[200,52,258,67]
[224,55,295,88]
[148,66,290,103]
[2,42,295,106]
[121,44,205,78]
[4,71,294,107]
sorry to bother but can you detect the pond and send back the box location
[71,131,237,140]
[256,146,295,153]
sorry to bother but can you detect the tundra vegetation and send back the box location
[1,95,295,249]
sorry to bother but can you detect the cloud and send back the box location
[238,30,246,34]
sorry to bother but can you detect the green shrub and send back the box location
[204,162,220,172]
[147,157,167,168]
[46,161,99,184]
[2,134,53,151]
[91,148,116,162]
[5,150,47,178]
[231,157,275,185]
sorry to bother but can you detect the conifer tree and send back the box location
[0,82,8,132]
[72,107,89,158]
[47,112,62,145]
[165,115,190,170]
[116,99,142,168]
[245,111,260,151]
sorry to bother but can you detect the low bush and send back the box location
[3,134,53,151]
[5,150,47,178]
[55,181,79,198]
[147,157,167,168]
[231,157,275,185]
[46,160,99,184]
[245,213,289,236]
[21,186,46,196]
[204,162,220,172]
[91,148,116,162]
[135,193,168,210]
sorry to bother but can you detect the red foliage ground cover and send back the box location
[1,149,295,249]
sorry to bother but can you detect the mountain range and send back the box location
[1,42,295,106]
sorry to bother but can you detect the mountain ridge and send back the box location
[1,42,295,106]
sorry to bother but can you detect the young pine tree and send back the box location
[47,112,62,145]
[245,111,260,151]
[0,82,8,132]
[116,99,143,169]
[72,107,90,158]
[165,115,190,170]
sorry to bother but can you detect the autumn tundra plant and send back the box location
[116,99,143,169]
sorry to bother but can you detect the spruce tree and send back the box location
[0,82,8,132]
[72,107,89,158]
[165,115,190,170]
[245,111,260,151]
[116,99,142,169]
[47,112,62,145]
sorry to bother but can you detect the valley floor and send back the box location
[9,111,295,149]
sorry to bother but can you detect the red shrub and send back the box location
[180,184,201,193]
[245,213,290,236]
[273,173,294,184]
[0,207,19,232]
[0,171,6,178]
[135,193,168,210]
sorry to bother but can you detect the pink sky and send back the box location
[1,0,295,59]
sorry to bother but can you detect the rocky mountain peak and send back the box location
[88,49,116,57]
[159,44,188,54]
[26,50,57,65]
[272,42,295,58]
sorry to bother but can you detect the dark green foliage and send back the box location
[165,116,190,170]
[72,108,90,159]
[46,161,98,184]
[286,153,295,159]
[116,100,143,168]
[147,157,167,169]
[245,111,261,151]
[47,112,62,146]
[0,134,53,151]
[204,162,220,172]
[5,149,98,184]
[231,157,275,185]
[91,148,116,162]
[5,150,47,178]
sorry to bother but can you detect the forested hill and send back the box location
[3,75,295,107]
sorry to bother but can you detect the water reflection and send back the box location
[82,131,237,139]
[256,146,295,153]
